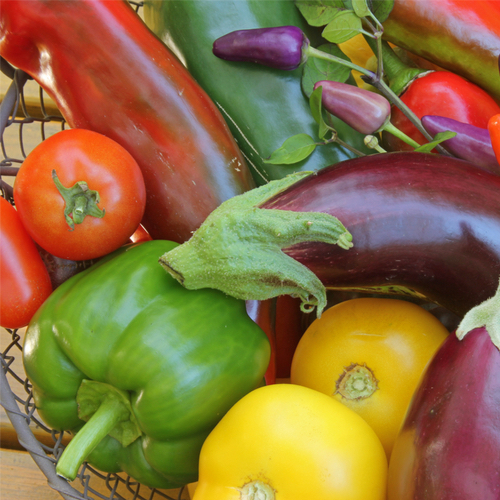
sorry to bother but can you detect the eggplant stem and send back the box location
[456,278,500,350]
[159,172,353,317]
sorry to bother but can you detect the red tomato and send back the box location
[384,71,500,151]
[0,197,52,329]
[13,129,147,261]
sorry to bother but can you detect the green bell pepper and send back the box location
[23,240,270,489]
[143,0,370,185]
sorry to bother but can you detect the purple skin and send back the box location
[314,80,391,135]
[388,326,500,499]
[421,115,499,174]
[261,152,500,318]
[212,26,309,71]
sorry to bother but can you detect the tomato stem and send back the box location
[52,169,105,230]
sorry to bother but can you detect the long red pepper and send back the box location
[0,0,255,243]
[382,0,500,101]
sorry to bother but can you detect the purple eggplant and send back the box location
[212,26,309,71]
[266,152,500,317]
[387,282,500,499]
[421,115,500,174]
[160,151,500,319]
[314,80,391,135]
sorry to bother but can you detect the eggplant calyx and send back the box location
[456,278,500,350]
[159,172,353,318]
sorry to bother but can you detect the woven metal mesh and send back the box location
[0,3,190,499]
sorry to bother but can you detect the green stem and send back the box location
[56,395,126,480]
[52,170,105,230]
[307,45,374,77]
[456,279,500,350]
[306,44,436,147]
[383,121,421,149]
[364,135,387,153]
[359,37,453,153]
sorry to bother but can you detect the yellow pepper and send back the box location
[338,34,377,89]
[192,384,387,500]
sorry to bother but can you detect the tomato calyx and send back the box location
[52,169,105,230]
[335,363,379,400]
[239,480,275,500]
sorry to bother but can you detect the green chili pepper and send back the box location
[23,240,270,488]
[143,0,370,185]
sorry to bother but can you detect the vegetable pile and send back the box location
[1,0,499,499]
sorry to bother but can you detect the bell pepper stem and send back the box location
[159,172,353,317]
[55,395,126,481]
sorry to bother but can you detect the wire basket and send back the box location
[0,3,190,500]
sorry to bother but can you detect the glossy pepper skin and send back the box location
[382,0,500,100]
[314,80,391,135]
[143,0,370,185]
[383,71,500,152]
[0,0,254,243]
[487,114,500,165]
[421,115,499,174]
[213,26,309,71]
[23,240,270,488]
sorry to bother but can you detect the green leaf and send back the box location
[352,0,371,17]
[322,10,363,44]
[414,131,457,153]
[368,0,395,23]
[264,134,317,165]
[301,43,352,97]
[294,0,346,27]
[309,86,330,139]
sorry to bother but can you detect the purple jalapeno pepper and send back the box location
[213,26,309,71]
[314,80,391,135]
[421,115,499,174]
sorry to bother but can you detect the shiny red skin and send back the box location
[0,0,254,243]
[246,299,277,385]
[262,152,500,317]
[388,327,500,499]
[383,0,500,101]
[384,71,500,153]
[0,198,52,329]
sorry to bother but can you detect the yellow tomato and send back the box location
[290,298,449,459]
[193,383,387,500]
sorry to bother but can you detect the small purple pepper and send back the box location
[421,115,499,174]
[314,80,391,135]
[213,26,309,71]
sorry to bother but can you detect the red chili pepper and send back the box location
[487,114,500,164]
[0,0,255,243]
